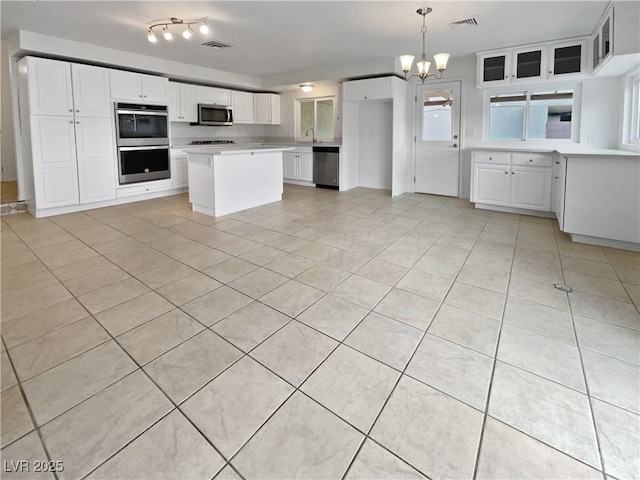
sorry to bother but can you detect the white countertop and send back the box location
[181,145,294,155]
[467,146,640,157]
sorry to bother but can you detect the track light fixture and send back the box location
[147,17,210,43]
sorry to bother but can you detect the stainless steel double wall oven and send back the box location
[115,103,170,184]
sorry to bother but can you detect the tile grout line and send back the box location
[559,245,609,479]
[469,212,519,480]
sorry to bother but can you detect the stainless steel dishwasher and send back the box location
[312,146,339,189]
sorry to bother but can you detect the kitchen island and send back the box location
[184,146,293,217]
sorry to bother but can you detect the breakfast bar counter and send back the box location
[183,146,293,217]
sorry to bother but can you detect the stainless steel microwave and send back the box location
[197,104,233,126]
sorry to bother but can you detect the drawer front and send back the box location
[512,152,552,166]
[117,179,172,198]
[472,151,510,164]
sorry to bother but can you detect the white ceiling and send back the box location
[1,1,608,83]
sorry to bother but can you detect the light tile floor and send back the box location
[1,185,639,480]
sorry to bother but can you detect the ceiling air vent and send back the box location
[448,16,479,29]
[201,40,233,49]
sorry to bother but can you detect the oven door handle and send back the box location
[119,146,169,151]
[116,110,168,116]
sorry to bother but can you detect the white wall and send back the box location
[358,101,393,189]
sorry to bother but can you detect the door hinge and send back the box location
[414,136,416,143]
[415,95,417,102]
[413,176,416,183]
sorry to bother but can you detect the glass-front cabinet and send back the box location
[477,38,588,87]
[592,6,613,72]
[513,47,544,82]
[478,52,510,87]
[549,40,586,78]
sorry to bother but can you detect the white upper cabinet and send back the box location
[26,57,74,116]
[141,75,169,103]
[168,82,198,122]
[343,77,392,101]
[71,64,112,118]
[253,93,281,125]
[511,46,546,83]
[548,40,586,78]
[592,6,613,72]
[477,38,588,87]
[199,86,231,106]
[231,91,254,124]
[110,70,168,103]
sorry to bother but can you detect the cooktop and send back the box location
[190,140,236,145]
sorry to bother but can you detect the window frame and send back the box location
[483,82,581,143]
[295,96,335,142]
[624,69,640,146]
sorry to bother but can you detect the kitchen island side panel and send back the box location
[213,151,283,216]
[187,149,285,217]
[563,155,640,245]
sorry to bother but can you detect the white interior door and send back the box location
[414,81,461,196]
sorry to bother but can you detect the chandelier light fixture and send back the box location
[147,17,210,43]
[399,7,450,83]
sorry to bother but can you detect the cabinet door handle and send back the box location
[504,171,508,175]
[555,161,560,165]
[69,120,74,124]
[76,121,80,124]
[555,176,559,179]
[529,159,533,162]
[68,109,73,112]
[512,172,515,175]
[76,110,80,113]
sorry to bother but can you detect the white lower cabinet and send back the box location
[472,164,509,205]
[510,166,552,211]
[283,150,313,183]
[471,150,552,212]
[170,150,189,189]
[75,117,117,203]
[30,115,117,209]
[299,153,313,182]
[30,116,80,208]
[283,153,298,179]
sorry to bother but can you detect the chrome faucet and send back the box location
[305,128,315,142]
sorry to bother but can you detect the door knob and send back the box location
[452,144,458,148]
